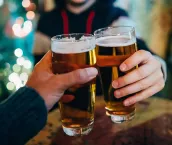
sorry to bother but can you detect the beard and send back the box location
[67,0,88,7]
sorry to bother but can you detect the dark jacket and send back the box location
[0,87,47,145]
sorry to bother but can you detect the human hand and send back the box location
[112,50,165,106]
[26,51,98,110]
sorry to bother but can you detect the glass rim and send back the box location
[51,33,94,42]
[94,26,135,36]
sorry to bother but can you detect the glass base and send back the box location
[110,111,135,123]
[106,111,111,117]
[62,122,94,136]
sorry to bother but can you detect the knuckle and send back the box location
[72,71,80,82]
[139,81,148,90]
[158,70,164,79]
[153,57,162,68]
[124,87,133,96]
[158,79,165,90]
[128,98,135,105]
[147,51,152,56]
[138,50,152,61]
[73,69,86,83]
[118,89,126,97]
[144,92,152,99]
[119,77,127,87]
[119,91,125,97]
[139,91,149,100]
[145,51,152,57]
[138,50,151,57]
[138,50,145,56]
[136,68,146,79]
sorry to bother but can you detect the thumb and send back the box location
[56,67,98,91]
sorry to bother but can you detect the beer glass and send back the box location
[51,34,96,136]
[94,26,137,123]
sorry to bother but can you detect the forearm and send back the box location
[0,87,47,145]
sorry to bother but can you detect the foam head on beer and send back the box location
[96,35,136,47]
[51,35,95,54]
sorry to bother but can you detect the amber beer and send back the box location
[94,27,137,123]
[51,34,96,136]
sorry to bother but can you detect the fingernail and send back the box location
[120,63,127,71]
[85,68,98,79]
[112,80,118,88]
[124,101,129,106]
[114,91,121,98]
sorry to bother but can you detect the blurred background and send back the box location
[0,0,171,101]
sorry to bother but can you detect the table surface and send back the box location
[27,96,172,145]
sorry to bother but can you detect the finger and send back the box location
[36,51,52,68]
[120,50,152,72]
[114,69,163,98]
[56,67,98,90]
[112,58,161,89]
[60,95,75,103]
[123,79,165,106]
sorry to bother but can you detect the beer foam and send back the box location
[96,36,136,47]
[51,37,95,54]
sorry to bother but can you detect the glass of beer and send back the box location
[94,26,137,123]
[51,33,96,136]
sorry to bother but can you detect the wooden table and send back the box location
[27,97,172,145]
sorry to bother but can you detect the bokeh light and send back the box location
[23,20,32,34]
[24,20,32,27]
[30,3,36,11]
[8,72,19,83]
[20,72,28,81]
[23,60,32,69]
[26,11,35,20]
[5,0,35,92]
[0,0,4,7]
[12,24,21,32]
[12,19,33,37]
[17,57,25,65]
[6,82,15,91]
[22,0,30,8]
[14,48,23,57]
[13,64,21,73]
[15,17,24,25]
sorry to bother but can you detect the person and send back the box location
[0,51,98,145]
[34,0,165,105]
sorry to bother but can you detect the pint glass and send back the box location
[94,26,137,123]
[51,34,96,136]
